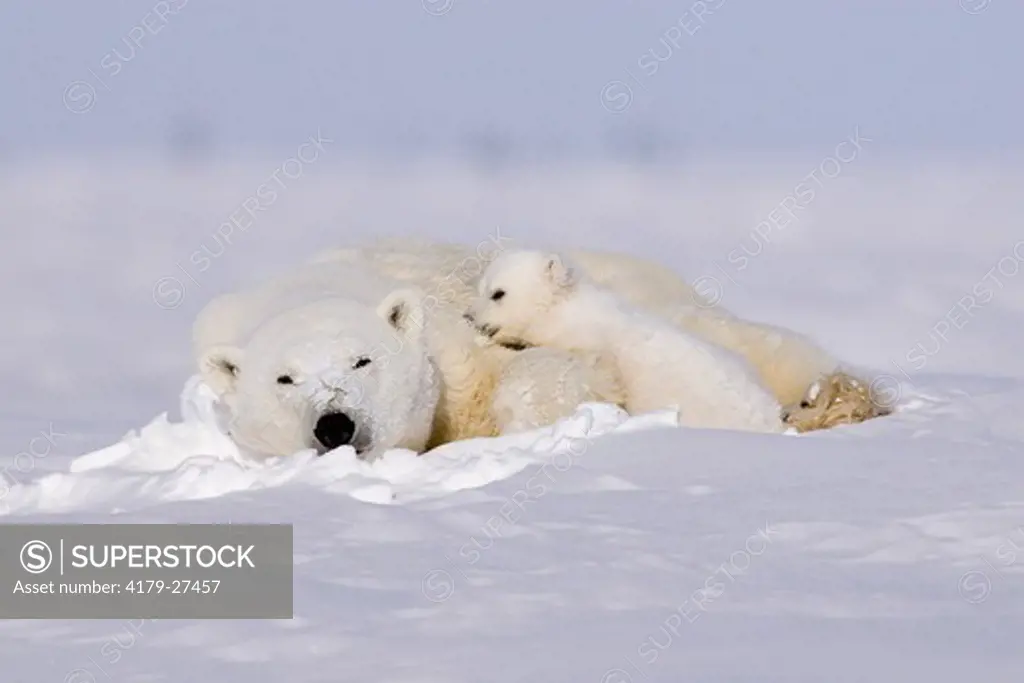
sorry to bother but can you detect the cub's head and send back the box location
[199,290,438,460]
[464,250,578,348]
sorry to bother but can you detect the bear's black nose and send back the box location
[313,412,356,452]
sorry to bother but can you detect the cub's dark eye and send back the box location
[490,289,506,301]
[799,400,811,409]
[276,374,295,385]
[353,357,372,369]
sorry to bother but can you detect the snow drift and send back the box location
[2,159,1023,681]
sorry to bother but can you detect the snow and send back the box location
[6,376,677,515]
[2,158,1024,681]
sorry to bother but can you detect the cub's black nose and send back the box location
[313,412,356,451]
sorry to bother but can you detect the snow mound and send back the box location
[0,376,679,516]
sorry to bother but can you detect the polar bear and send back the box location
[312,238,844,408]
[196,238,879,459]
[491,347,626,434]
[196,268,441,459]
[194,259,621,457]
[312,239,889,431]
[468,250,786,433]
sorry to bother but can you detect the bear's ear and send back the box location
[377,288,427,340]
[545,253,578,292]
[200,345,245,396]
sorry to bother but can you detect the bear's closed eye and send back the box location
[490,289,506,301]
[353,357,372,369]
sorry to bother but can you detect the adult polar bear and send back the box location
[195,254,623,457]
[195,238,868,459]
[194,267,445,459]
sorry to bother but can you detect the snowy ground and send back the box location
[2,157,1023,681]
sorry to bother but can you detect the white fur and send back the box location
[316,240,841,407]
[471,251,786,433]
[194,240,846,458]
[492,347,625,433]
[195,272,439,460]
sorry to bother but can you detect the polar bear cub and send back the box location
[467,251,787,433]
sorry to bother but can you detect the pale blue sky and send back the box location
[1,0,1020,158]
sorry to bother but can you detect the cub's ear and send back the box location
[545,253,578,291]
[200,345,245,396]
[377,288,427,340]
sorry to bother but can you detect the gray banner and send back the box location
[0,524,292,619]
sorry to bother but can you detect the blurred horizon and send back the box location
[2,1,1021,162]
